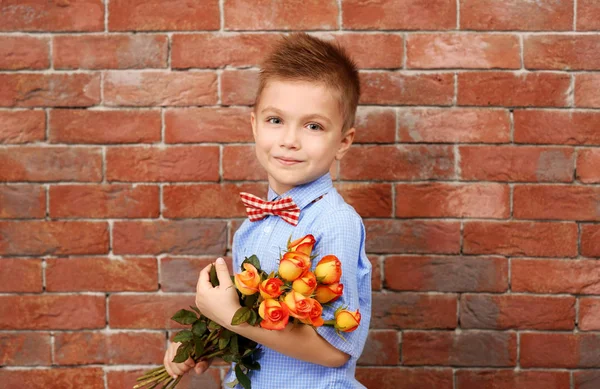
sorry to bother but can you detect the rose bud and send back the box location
[334,308,361,333]
[259,277,284,300]
[300,298,324,327]
[282,290,312,321]
[233,263,260,295]
[292,271,317,296]
[314,282,343,304]
[287,234,316,256]
[258,299,290,330]
[314,255,342,284]
[278,251,310,282]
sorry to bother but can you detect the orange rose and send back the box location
[282,290,312,321]
[334,308,361,332]
[278,251,310,282]
[314,255,342,284]
[292,271,317,296]
[233,263,260,295]
[300,298,324,327]
[314,282,343,304]
[258,299,290,330]
[288,234,316,256]
[259,277,284,300]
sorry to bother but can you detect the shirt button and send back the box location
[264,226,271,233]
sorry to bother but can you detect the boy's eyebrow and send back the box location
[260,106,333,125]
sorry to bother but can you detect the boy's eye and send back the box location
[307,123,323,131]
[266,117,282,125]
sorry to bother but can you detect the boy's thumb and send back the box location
[215,257,232,286]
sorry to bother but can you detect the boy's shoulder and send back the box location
[312,187,364,227]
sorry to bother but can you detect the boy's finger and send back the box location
[214,257,233,287]
[194,361,208,374]
[184,357,195,368]
[196,263,212,292]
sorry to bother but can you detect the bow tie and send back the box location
[239,192,300,226]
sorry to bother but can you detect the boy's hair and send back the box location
[255,33,360,133]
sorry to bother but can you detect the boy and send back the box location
[164,33,372,389]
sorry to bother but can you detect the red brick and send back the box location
[0,332,51,366]
[172,33,279,69]
[0,221,108,256]
[50,184,159,218]
[403,331,517,366]
[385,255,508,293]
[164,183,267,218]
[108,0,219,31]
[576,74,600,107]
[222,145,267,181]
[0,295,105,330]
[54,35,168,69]
[574,371,600,389]
[521,333,600,368]
[514,185,600,221]
[160,256,234,292]
[580,298,600,331]
[104,71,217,107]
[398,108,510,143]
[165,107,252,143]
[578,0,600,31]
[512,259,600,294]
[360,72,454,105]
[514,110,600,145]
[343,0,456,30]
[221,69,259,106]
[581,224,600,257]
[371,292,457,330]
[353,107,396,143]
[109,294,196,329]
[463,221,578,257]
[458,72,570,107]
[357,330,399,366]
[460,0,573,31]
[335,183,393,218]
[0,185,45,218]
[46,257,158,292]
[460,294,575,330]
[50,108,161,144]
[106,146,219,182]
[366,220,461,254]
[407,33,520,69]
[356,367,453,389]
[224,0,338,30]
[113,220,227,255]
[456,370,571,389]
[0,36,49,70]
[577,148,600,183]
[0,110,45,144]
[54,331,164,365]
[524,35,600,70]
[0,73,100,107]
[332,33,403,69]
[459,145,574,182]
[0,368,105,389]
[0,258,42,292]
[370,255,382,291]
[0,146,102,182]
[395,182,509,218]
[107,368,222,389]
[341,145,455,180]
[0,0,104,32]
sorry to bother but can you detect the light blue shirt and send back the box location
[224,173,372,389]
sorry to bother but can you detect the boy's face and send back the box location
[251,79,355,195]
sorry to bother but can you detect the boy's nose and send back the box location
[279,125,300,149]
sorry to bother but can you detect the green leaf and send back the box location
[171,309,198,325]
[235,364,252,389]
[244,292,259,309]
[247,309,258,326]
[242,255,261,272]
[231,307,252,326]
[189,305,201,315]
[192,320,207,337]
[209,264,220,287]
[172,342,191,363]
[208,321,221,332]
[173,330,193,343]
[219,335,230,350]
[194,336,205,357]
[230,334,239,355]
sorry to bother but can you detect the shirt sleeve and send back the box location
[312,207,372,360]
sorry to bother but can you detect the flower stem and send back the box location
[133,371,169,389]
[323,319,335,326]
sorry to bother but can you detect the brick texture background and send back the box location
[1,1,600,388]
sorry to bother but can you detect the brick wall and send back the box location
[1,1,600,388]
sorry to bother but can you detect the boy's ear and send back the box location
[250,111,257,140]
[335,127,355,161]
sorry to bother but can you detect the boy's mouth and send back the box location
[275,157,302,166]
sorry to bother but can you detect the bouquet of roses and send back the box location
[134,234,361,389]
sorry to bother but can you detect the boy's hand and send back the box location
[196,257,241,328]
[163,341,212,379]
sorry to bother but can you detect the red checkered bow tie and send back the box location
[239,192,300,226]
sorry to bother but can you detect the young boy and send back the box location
[164,33,372,388]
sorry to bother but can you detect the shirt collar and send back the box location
[268,173,333,210]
